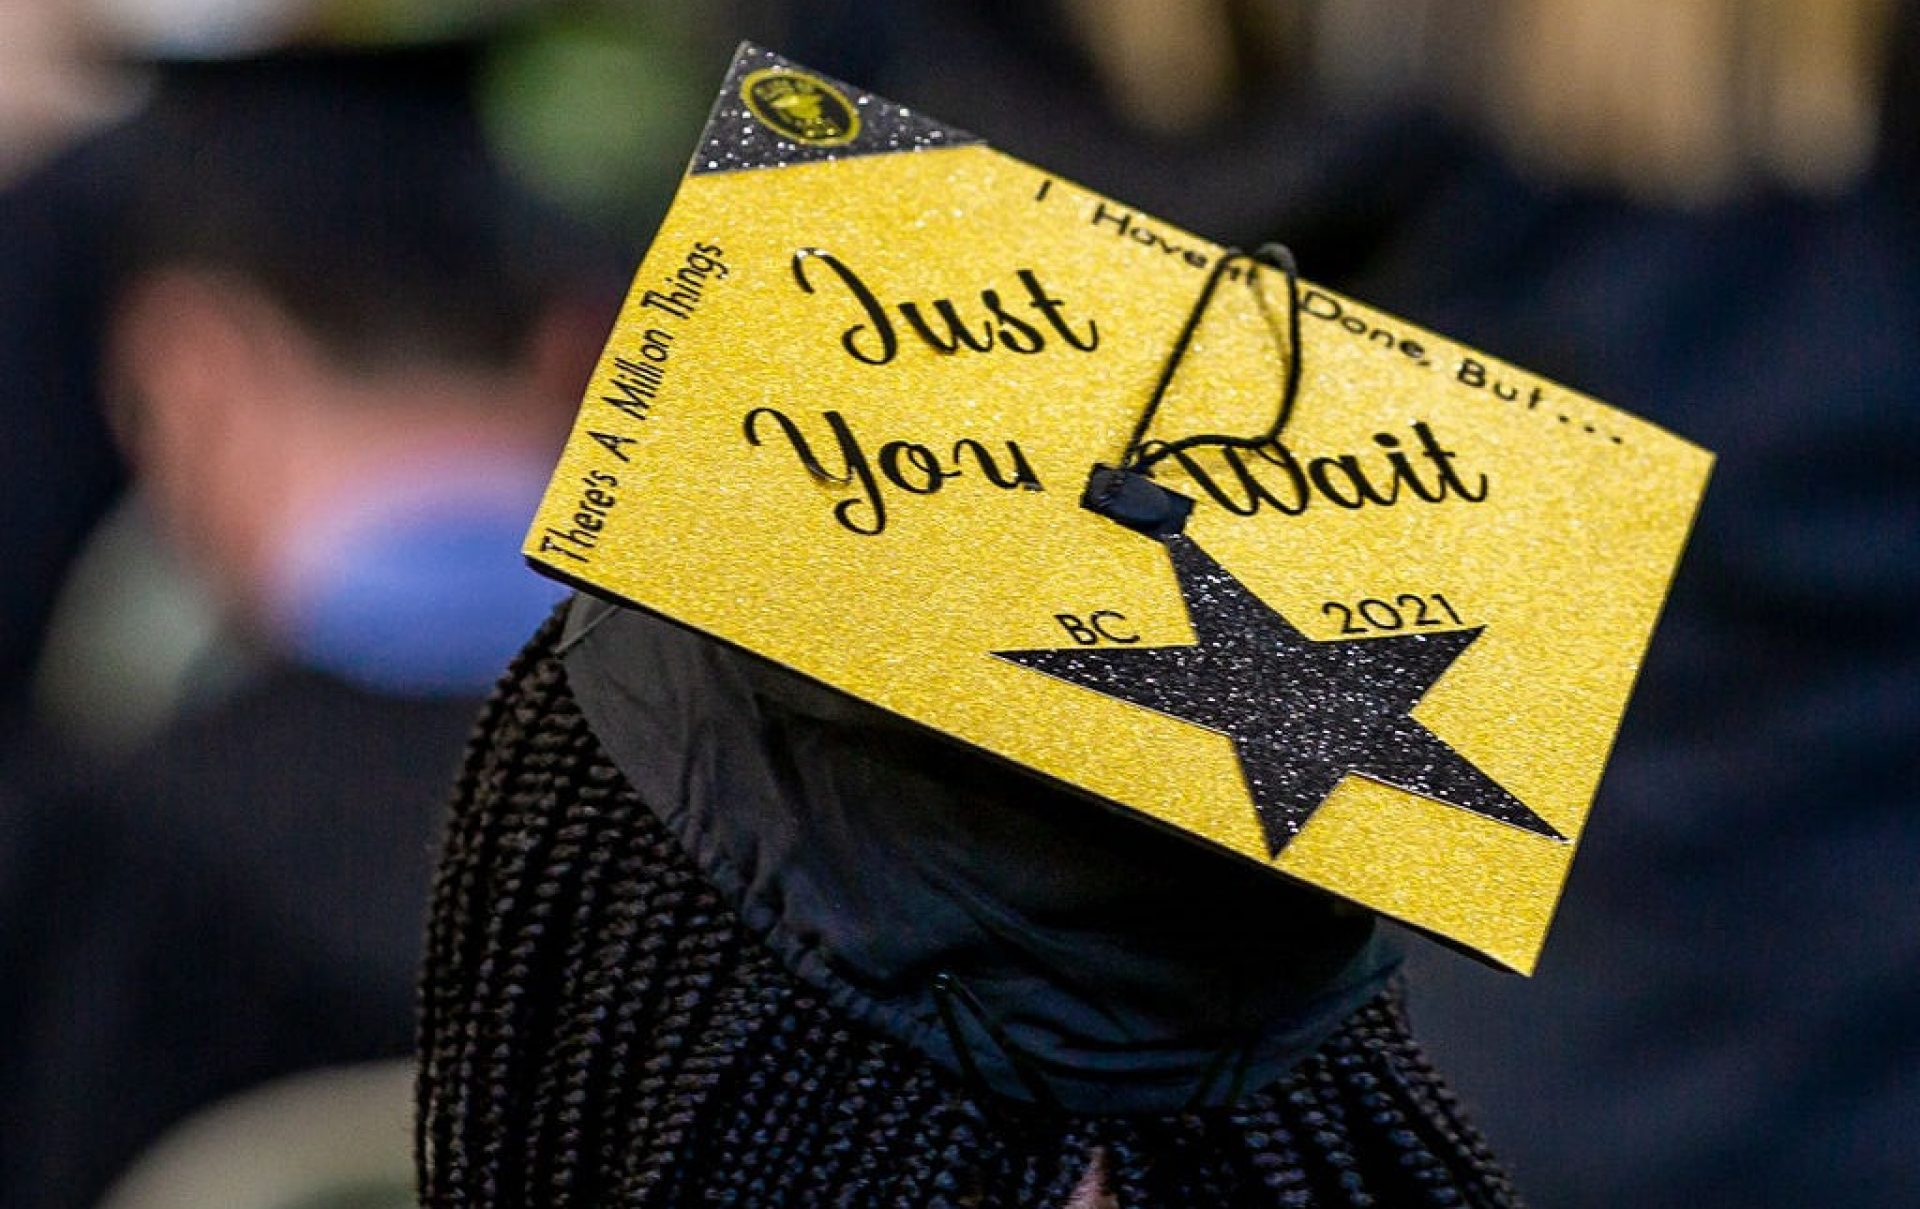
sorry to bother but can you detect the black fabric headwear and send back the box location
[110,44,619,372]
[558,594,1397,1114]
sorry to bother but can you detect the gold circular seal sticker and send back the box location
[740,68,861,147]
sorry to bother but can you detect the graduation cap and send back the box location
[529,43,1713,992]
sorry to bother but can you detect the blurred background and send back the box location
[0,1,1914,1206]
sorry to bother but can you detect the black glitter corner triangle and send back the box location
[690,43,982,176]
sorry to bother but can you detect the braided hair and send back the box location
[416,611,1526,1207]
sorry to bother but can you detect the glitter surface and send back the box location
[523,49,1715,972]
[691,44,980,176]
[995,535,1565,855]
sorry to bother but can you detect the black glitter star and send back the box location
[994,535,1566,856]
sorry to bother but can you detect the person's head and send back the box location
[416,604,1524,1207]
[101,46,615,621]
